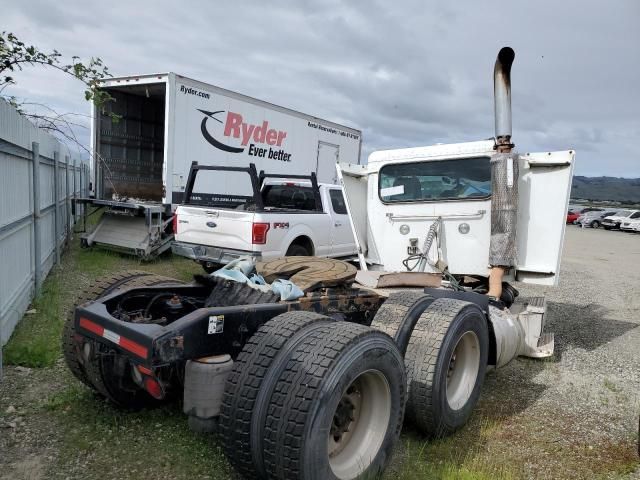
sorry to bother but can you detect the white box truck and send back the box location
[80,73,362,257]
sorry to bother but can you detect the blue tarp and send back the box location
[212,257,304,301]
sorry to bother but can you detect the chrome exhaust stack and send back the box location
[488,47,518,299]
[494,47,515,152]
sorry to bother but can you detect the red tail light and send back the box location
[144,377,164,399]
[252,222,270,244]
[172,214,178,234]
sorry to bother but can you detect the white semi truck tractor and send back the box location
[64,47,573,480]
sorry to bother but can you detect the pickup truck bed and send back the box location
[172,163,356,271]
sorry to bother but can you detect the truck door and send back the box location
[327,188,355,257]
[316,142,339,184]
[515,150,575,286]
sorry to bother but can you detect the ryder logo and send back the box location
[197,109,292,162]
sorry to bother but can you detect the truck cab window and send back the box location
[379,157,491,203]
[329,189,348,215]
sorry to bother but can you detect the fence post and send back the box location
[32,142,42,295]
[65,155,70,240]
[53,150,60,266]
[73,158,77,225]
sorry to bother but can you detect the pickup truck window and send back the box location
[189,170,255,208]
[262,185,317,211]
[329,189,348,215]
[379,157,491,203]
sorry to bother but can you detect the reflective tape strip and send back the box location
[79,317,148,359]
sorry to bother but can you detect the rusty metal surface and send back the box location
[288,287,383,320]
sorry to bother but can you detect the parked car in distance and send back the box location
[567,211,580,224]
[620,212,640,232]
[577,210,618,228]
[601,210,638,230]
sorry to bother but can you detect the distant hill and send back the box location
[571,176,640,204]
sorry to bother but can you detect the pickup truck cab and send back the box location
[171,163,356,271]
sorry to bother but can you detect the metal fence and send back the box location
[0,98,90,350]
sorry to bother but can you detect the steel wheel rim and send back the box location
[446,331,480,410]
[328,369,391,480]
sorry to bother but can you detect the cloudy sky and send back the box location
[3,0,639,177]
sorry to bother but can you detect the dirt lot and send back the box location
[1,226,639,480]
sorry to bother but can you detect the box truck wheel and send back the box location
[261,323,406,480]
[219,311,334,479]
[62,271,184,410]
[405,298,489,438]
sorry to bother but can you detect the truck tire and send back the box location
[63,270,155,388]
[219,311,334,479]
[406,298,489,438]
[62,271,184,409]
[262,322,406,480]
[286,244,310,256]
[370,291,433,338]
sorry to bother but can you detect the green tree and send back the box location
[0,31,118,143]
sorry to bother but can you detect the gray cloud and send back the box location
[3,0,639,177]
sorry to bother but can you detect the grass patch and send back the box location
[3,234,199,368]
[384,431,517,480]
[603,378,622,393]
[3,271,65,367]
[46,381,234,479]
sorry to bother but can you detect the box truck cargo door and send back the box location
[317,142,339,184]
[516,150,575,286]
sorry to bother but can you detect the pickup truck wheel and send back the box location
[62,271,184,409]
[200,261,221,274]
[406,298,488,438]
[219,311,334,479]
[261,323,406,480]
[286,244,310,256]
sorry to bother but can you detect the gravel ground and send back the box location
[494,226,640,478]
[0,226,639,479]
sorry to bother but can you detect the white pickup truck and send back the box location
[171,163,356,272]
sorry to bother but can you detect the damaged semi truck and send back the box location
[77,73,362,258]
[63,47,574,480]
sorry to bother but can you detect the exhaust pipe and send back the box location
[494,47,515,152]
[488,47,518,300]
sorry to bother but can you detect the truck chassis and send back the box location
[64,261,550,480]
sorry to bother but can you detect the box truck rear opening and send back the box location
[94,83,166,203]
